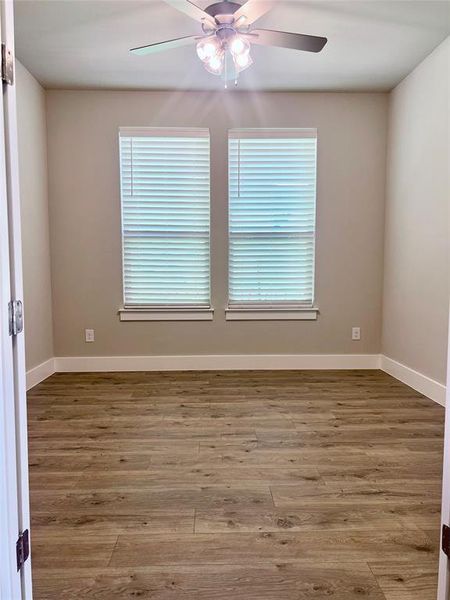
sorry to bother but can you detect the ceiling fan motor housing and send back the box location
[204,1,242,17]
[202,1,247,35]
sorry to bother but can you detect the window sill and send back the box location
[119,308,214,321]
[225,307,319,321]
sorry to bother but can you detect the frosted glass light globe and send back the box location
[235,51,251,68]
[208,54,223,72]
[230,36,250,56]
[196,38,219,61]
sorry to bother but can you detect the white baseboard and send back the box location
[380,355,446,407]
[54,353,381,373]
[26,358,55,390]
[27,354,446,407]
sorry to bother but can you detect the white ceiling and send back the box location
[14,0,450,91]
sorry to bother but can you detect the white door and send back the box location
[0,0,32,597]
[438,308,450,599]
[0,45,21,599]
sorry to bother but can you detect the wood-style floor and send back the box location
[27,370,445,599]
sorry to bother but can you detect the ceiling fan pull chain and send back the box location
[225,51,228,88]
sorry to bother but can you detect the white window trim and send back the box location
[225,306,319,321]
[119,307,214,321]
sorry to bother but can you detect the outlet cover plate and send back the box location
[352,327,361,341]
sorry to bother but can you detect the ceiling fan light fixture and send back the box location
[196,36,219,61]
[130,1,328,86]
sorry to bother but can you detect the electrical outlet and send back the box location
[85,329,95,343]
[352,327,361,341]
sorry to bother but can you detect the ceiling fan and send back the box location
[130,0,327,85]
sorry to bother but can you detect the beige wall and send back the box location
[382,37,450,383]
[16,61,54,369]
[46,90,388,357]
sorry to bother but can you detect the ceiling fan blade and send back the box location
[130,35,197,56]
[250,29,327,53]
[233,0,274,26]
[164,0,216,28]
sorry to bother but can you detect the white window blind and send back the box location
[228,129,317,307]
[119,128,210,307]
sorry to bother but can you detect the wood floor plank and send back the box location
[316,463,444,481]
[109,530,436,567]
[32,509,195,534]
[221,447,370,466]
[195,503,440,533]
[423,527,441,551]
[31,533,118,568]
[28,439,201,452]
[30,486,275,513]
[28,452,94,472]
[271,480,442,507]
[29,471,82,490]
[76,466,321,488]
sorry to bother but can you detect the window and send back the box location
[227,129,318,320]
[119,128,211,320]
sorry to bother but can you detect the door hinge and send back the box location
[442,524,450,557]
[1,43,13,85]
[8,300,23,336]
[16,529,29,571]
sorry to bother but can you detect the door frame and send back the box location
[0,0,32,597]
[438,306,450,598]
